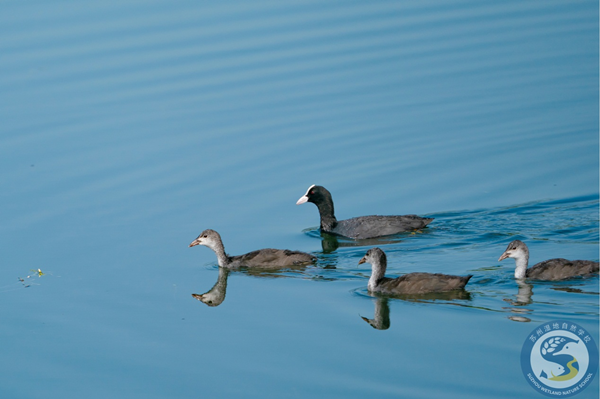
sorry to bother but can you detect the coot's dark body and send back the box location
[296,185,433,239]
[525,259,599,280]
[368,272,473,295]
[359,248,472,295]
[498,239,599,280]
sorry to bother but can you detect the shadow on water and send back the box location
[356,289,473,330]
[552,286,599,295]
[501,278,599,323]
[493,275,599,323]
[192,267,230,307]
[503,280,534,323]
[360,297,391,330]
[302,228,431,253]
[191,260,338,307]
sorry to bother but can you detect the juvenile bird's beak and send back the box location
[189,239,201,247]
[358,257,366,265]
[296,195,308,205]
[498,252,510,262]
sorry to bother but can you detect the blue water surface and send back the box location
[0,1,598,398]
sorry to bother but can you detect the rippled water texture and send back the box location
[1,1,598,398]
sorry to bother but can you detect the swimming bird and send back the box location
[296,185,433,239]
[189,229,316,268]
[498,240,599,280]
[358,247,472,295]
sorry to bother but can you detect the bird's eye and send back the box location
[203,235,207,238]
[310,190,314,195]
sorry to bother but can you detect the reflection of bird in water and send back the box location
[504,279,533,306]
[505,280,533,323]
[498,240,599,280]
[359,278,472,330]
[360,297,390,330]
[507,315,531,323]
[514,279,533,304]
[296,185,433,239]
[358,248,472,295]
[192,267,229,307]
[316,230,410,254]
[189,229,316,268]
[191,262,315,307]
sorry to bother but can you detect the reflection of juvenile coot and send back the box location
[189,229,316,268]
[358,248,472,295]
[192,267,229,307]
[296,185,433,239]
[361,297,391,330]
[498,240,599,280]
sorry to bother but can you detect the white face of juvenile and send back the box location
[498,241,526,261]
[359,252,373,265]
[358,248,385,267]
[189,230,220,250]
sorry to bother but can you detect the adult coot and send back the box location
[296,185,433,239]
[498,240,599,280]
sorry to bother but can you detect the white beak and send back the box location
[296,195,309,205]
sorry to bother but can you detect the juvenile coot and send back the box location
[358,247,472,295]
[296,185,433,239]
[498,240,599,280]
[189,229,316,268]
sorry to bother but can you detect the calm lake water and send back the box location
[1,1,598,398]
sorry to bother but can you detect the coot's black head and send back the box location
[296,185,332,206]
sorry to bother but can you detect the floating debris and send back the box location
[17,268,46,288]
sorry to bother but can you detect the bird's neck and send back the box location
[368,262,387,291]
[316,198,337,230]
[514,253,529,279]
[210,242,231,267]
